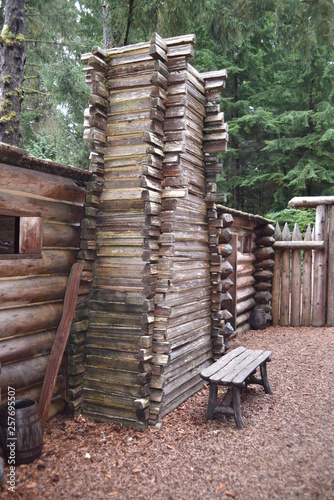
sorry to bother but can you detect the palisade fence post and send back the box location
[291,223,302,326]
[272,222,282,326]
[327,206,334,326]
[301,225,313,326]
[312,205,328,326]
[280,223,291,326]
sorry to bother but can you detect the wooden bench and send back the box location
[200,346,273,428]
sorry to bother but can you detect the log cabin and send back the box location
[215,206,274,335]
[0,33,275,431]
[0,142,91,418]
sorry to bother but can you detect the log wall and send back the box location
[216,207,274,334]
[0,144,90,419]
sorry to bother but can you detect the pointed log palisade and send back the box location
[80,33,229,429]
[271,195,334,327]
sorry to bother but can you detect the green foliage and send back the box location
[26,133,58,161]
[265,207,316,235]
[3,0,334,210]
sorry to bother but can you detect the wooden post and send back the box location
[290,223,302,326]
[301,225,313,326]
[272,223,281,326]
[280,223,291,326]
[312,205,328,326]
[327,206,334,325]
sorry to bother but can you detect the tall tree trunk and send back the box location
[102,0,111,49]
[123,0,134,46]
[0,0,26,147]
[232,47,241,209]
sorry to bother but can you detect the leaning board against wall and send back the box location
[0,144,91,419]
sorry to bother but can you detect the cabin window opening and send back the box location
[0,213,42,257]
[241,234,251,254]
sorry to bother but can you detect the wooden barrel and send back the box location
[0,399,43,465]
[250,306,267,330]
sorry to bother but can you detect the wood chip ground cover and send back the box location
[1,326,333,499]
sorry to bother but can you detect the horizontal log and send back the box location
[273,241,324,249]
[254,223,275,236]
[253,259,275,269]
[237,275,255,288]
[237,287,255,303]
[221,292,233,308]
[254,269,274,281]
[159,380,204,419]
[0,190,84,224]
[289,195,334,208]
[43,222,80,248]
[220,260,233,278]
[255,235,275,246]
[254,246,275,260]
[1,376,66,404]
[219,227,233,243]
[0,275,67,309]
[0,303,63,340]
[0,355,49,392]
[218,243,233,257]
[0,163,87,204]
[0,330,56,363]
[254,281,272,291]
[255,291,272,303]
[221,278,234,291]
[85,363,149,387]
[236,297,256,315]
[236,311,251,327]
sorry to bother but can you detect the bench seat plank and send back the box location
[232,350,271,386]
[200,346,246,380]
[209,349,263,384]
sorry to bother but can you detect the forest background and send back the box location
[1,0,334,226]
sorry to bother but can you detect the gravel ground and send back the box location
[1,326,333,499]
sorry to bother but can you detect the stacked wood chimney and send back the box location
[81,33,228,429]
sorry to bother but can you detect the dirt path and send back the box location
[1,326,333,499]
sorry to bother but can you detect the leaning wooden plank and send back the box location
[39,263,83,427]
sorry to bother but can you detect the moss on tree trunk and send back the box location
[0,0,26,147]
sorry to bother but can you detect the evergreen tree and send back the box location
[264,0,334,209]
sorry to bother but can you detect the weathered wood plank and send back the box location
[291,223,302,326]
[312,205,328,326]
[280,223,291,326]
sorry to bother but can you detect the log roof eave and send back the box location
[0,142,92,181]
[216,204,274,226]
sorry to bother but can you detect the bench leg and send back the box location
[207,383,218,420]
[260,362,273,395]
[232,386,245,428]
